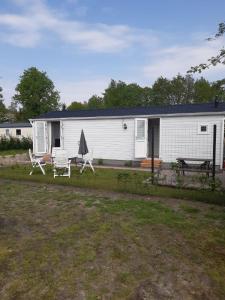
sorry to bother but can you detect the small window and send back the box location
[198,124,209,134]
[201,125,207,132]
[5,129,9,136]
[16,129,21,136]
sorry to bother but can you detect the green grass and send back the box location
[0,164,224,206]
[0,149,27,156]
[0,182,224,299]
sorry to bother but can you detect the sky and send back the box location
[0,0,225,106]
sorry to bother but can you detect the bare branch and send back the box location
[188,22,225,73]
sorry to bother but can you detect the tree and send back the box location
[67,101,87,110]
[7,101,18,122]
[170,74,195,104]
[0,86,7,122]
[13,67,61,119]
[103,79,151,108]
[188,22,225,73]
[151,77,171,105]
[151,75,195,105]
[211,78,225,101]
[193,77,215,103]
[87,95,104,109]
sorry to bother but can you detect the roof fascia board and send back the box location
[29,111,225,122]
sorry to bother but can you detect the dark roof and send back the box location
[32,102,225,120]
[0,122,32,128]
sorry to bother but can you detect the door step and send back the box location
[140,159,162,168]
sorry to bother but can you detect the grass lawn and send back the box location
[0,165,224,206]
[0,149,27,156]
[0,181,224,299]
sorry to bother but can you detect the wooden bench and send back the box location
[176,158,212,177]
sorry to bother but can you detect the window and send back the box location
[36,121,46,153]
[198,123,209,134]
[136,120,145,140]
[16,129,21,136]
[5,129,9,136]
[201,125,207,132]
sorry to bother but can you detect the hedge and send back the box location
[0,136,33,150]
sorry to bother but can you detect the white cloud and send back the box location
[0,0,155,53]
[143,38,225,81]
[1,76,110,106]
[56,78,110,104]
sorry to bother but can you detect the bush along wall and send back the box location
[0,136,33,151]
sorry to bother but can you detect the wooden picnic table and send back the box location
[176,157,212,176]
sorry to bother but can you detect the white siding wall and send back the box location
[62,118,135,160]
[0,127,32,138]
[160,115,224,166]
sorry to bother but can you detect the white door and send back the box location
[135,118,148,158]
[35,121,47,155]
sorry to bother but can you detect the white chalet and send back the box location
[30,102,225,169]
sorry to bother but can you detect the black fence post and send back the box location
[212,124,217,186]
[151,125,155,184]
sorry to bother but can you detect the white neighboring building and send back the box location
[0,122,32,139]
[30,102,225,168]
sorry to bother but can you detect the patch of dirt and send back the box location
[0,178,219,213]
[130,275,213,300]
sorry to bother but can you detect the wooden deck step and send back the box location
[140,159,162,168]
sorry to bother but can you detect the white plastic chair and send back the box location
[53,149,71,178]
[29,149,46,175]
[80,150,95,174]
[51,147,62,163]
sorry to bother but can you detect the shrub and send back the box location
[0,136,32,151]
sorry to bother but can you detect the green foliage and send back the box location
[151,75,195,105]
[67,97,104,111]
[0,166,224,205]
[13,67,61,119]
[67,101,87,110]
[180,204,200,214]
[208,177,223,192]
[0,149,27,156]
[151,74,215,105]
[88,95,104,109]
[211,78,225,101]
[192,174,223,192]
[103,79,152,108]
[0,136,32,151]
[194,77,216,102]
[0,86,7,122]
[117,172,131,183]
[0,182,225,299]
[67,75,225,110]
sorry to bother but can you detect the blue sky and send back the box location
[0,0,225,106]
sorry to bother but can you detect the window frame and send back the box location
[136,119,146,141]
[16,129,21,136]
[198,123,209,135]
